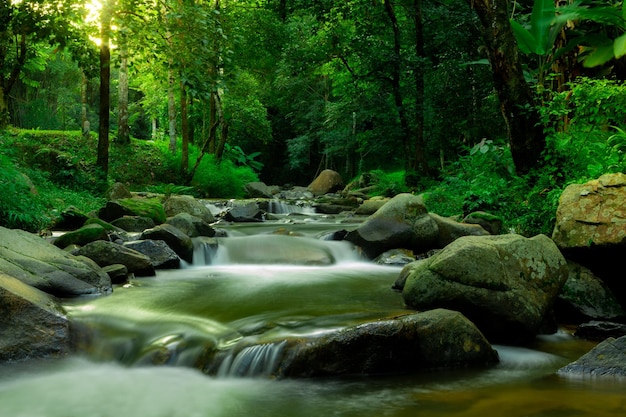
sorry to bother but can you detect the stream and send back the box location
[1,206,625,417]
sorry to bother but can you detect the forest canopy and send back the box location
[2,0,626,234]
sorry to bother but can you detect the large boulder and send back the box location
[551,173,626,304]
[344,193,439,259]
[401,234,569,345]
[140,224,194,263]
[0,226,111,297]
[555,262,625,323]
[72,240,155,276]
[244,182,275,199]
[558,335,626,377]
[0,272,70,362]
[308,169,344,196]
[166,212,215,238]
[99,198,166,224]
[163,195,215,224]
[429,213,490,247]
[213,309,499,378]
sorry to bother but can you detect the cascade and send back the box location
[217,341,287,378]
[268,199,316,215]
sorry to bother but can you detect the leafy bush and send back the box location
[191,154,259,198]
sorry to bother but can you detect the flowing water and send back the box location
[1,211,625,417]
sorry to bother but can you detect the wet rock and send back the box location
[0,272,70,362]
[140,224,194,263]
[308,169,344,196]
[429,213,490,247]
[355,198,389,215]
[101,264,130,284]
[163,195,215,224]
[223,200,265,222]
[558,335,626,376]
[52,206,90,231]
[72,240,155,277]
[276,309,499,377]
[344,193,439,259]
[166,212,215,238]
[0,226,111,297]
[556,262,625,323]
[111,215,155,233]
[105,182,132,200]
[99,198,166,224]
[462,211,503,235]
[244,182,275,199]
[124,240,181,269]
[374,249,416,266]
[402,234,568,345]
[574,321,626,341]
[52,223,110,249]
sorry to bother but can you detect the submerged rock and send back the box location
[401,234,568,345]
[276,309,499,377]
[558,335,626,377]
[0,272,70,362]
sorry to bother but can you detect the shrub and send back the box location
[192,155,259,198]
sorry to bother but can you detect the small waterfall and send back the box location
[217,341,287,378]
[268,200,316,215]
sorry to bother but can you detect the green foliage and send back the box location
[538,77,626,180]
[368,170,410,197]
[191,154,259,198]
[224,143,264,172]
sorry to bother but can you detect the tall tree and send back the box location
[0,0,87,128]
[97,0,116,179]
[470,0,546,174]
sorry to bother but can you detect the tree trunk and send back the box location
[187,91,220,182]
[0,85,8,129]
[412,0,429,176]
[81,73,90,138]
[168,67,177,153]
[0,33,27,128]
[383,0,412,172]
[180,81,189,174]
[97,3,114,180]
[117,37,130,144]
[470,0,546,175]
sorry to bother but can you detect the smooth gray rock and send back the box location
[0,272,70,362]
[0,226,111,297]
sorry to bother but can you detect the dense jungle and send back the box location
[3,1,626,417]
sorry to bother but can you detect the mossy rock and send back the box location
[118,198,167,224]
[53,224,109,249]
[84,217,118,231]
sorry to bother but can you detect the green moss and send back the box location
[117,198,167,224]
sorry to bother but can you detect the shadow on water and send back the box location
[1,220,626,417]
